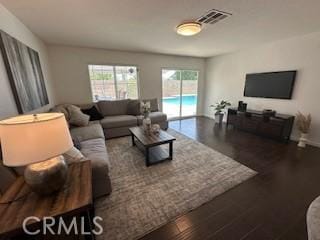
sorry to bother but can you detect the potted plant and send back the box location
[296,112,311,148]
[210,100,231,124]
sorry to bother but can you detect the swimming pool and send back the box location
[162,95,197,118]
[162,95,197,106]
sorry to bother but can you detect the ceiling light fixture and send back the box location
[176,22,202,36]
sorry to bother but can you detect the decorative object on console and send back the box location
[263,109,276,117]
[0,113,73,195]
[238,101,247,112]
[296,112,312,148]
[210,100,231,124]
[0,30,49,113]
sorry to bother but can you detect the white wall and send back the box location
[0,4,55,120]
[48,45,206,115]
[204,32,320,146]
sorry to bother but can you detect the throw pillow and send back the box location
[127,99,141,115]
[81,106,103,121]
[97,99,129,116]
[63,147,86,164]
[50,104,71,122]
[67,105,90,127]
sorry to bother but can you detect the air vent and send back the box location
[197,9,231,25]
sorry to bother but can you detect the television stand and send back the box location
[226,108,294,142]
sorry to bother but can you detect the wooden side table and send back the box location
[0,161,94,240]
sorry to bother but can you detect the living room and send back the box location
[1,1,320,240]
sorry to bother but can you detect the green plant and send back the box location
[210,100,231,115]
[296,112,311,134]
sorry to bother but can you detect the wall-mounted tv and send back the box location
[244,70,297,99]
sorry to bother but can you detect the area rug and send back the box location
[95,129,257,240]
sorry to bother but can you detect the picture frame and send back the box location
[0,30,49,113]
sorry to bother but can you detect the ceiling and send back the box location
[1,0,320,57]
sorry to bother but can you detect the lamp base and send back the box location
[24,156,68,195]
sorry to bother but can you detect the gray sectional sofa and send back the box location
[96,99,168,138]
[0,98,168,200]
[74,98,167,196]
[67,99,168,197]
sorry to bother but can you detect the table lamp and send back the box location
[0,113,73,195]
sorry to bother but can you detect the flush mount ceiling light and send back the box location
[176,22,202,36]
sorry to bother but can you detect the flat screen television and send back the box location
[244,71,296,99]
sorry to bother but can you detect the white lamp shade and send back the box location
[0,113,73,167]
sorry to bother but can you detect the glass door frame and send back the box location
[161,68,199,120]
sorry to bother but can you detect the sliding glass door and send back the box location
[181,70,198,117]
[162,69,198,119]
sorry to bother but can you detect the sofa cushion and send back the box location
[80,138,110,169]
[70,122,105,141]
[100,115,137,129]
[50,104,71,121]
[67,105,90,127]
[127,99,141,115]
[138,112,167,125]
[80,138,112,198]
[142,98,159,112]
[98,100,129,116]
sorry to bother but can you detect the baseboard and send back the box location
[203,114,228,122]
[290,136,320,148]
[203,114,213,119]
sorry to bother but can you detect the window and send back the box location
[88,65,139,101]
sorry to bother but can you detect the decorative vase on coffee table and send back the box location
[142,117,152,134]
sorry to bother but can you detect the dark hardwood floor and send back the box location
[140,116,320,240]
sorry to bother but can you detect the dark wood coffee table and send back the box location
[129,127,176,166]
